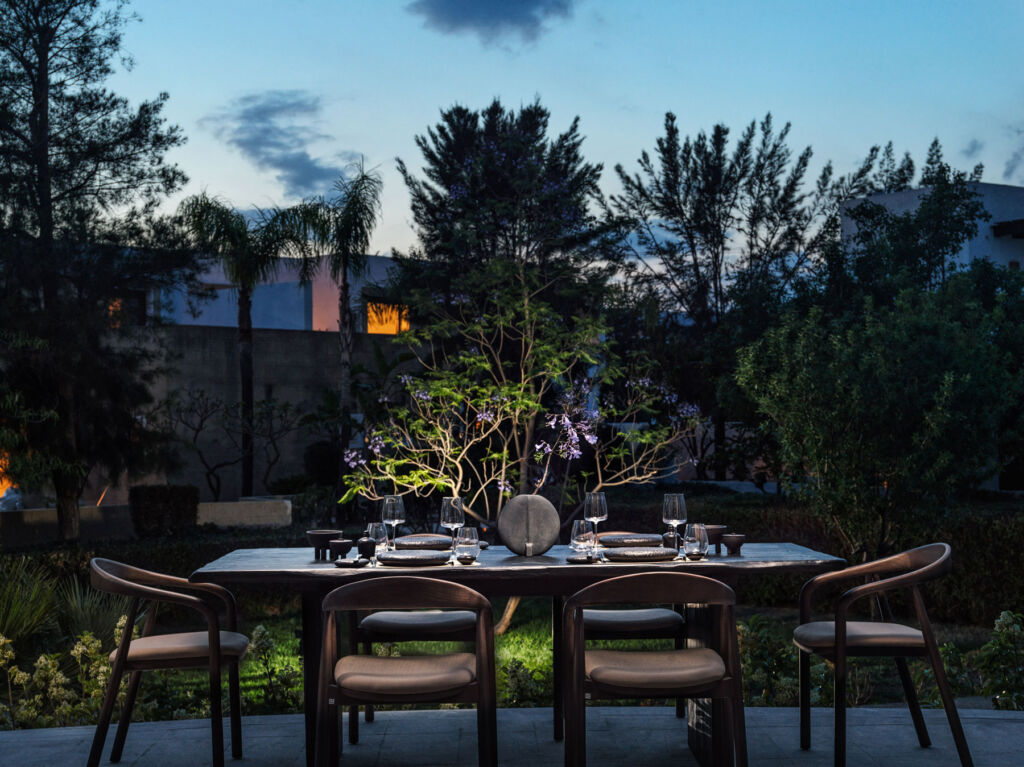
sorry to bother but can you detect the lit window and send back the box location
[366,302,410,335]
[0,453,12,497]
[108,298,123,329]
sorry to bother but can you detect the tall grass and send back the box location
[0,557,56,643]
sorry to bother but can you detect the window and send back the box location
[366,302,410,335]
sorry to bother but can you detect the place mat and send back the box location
[566,552,598,564]
[602,547,679,563]
[394,534,453,551]
[599,533,665,548]
[376,550,452,567]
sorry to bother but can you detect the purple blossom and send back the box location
[476,410,495,424]
[343,449,366,469]
[534,440,552,455]
[368,434,385,455]
[400,374,414,385]
[497,479,513,494]
[414,390,431,401]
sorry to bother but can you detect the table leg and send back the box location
[552,595,565,741]
[686,604,731,767]
[302,590,322,767]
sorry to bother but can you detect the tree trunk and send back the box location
[518,412,537,494]
[713,410,727,481]
[336,265,354,522]
[238,286,255,497]
[54,474,81,542]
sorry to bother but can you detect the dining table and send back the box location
[191,542,844,767]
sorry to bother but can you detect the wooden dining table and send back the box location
[191,542,844,767]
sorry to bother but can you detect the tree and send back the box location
[393,99,621,494]
[301,164,382,484]
[0,0,196,539]
[179,193,312,497]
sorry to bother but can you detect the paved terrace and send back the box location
[3,705,1021,767]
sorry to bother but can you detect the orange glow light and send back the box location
[366,302,410,335]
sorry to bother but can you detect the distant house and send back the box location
[161,253,408,334]
[841,182,1024,271]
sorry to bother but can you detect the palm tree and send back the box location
[179,194,310,497]
[303,163,383,468]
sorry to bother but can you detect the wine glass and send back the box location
[455,527,480,564]
[683,522,709,561]
[662,493,687,549]
[570,520,595,554]
[583,492,607,558]
[381,495,405,550]
[440,497,465,563]
[366,522,388,566]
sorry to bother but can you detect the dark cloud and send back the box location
[407,0,575,44]
[1004,125,1024,182]
[961,138,984,159]
[201,90,356,198]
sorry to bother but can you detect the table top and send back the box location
[191,543,845,597]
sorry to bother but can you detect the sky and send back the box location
[109,0,1024,256]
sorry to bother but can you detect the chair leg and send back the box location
[477,700,497,767]
[834,655,846,767]
[110,669,143,763]
[564,685,585,767]
[894,657,930,747]
[362,641,374,723]
[675,633,685,719]
[927,643,974,767]
[348,700,359,744]
[328,695,339,767]
[87,660,127,767]
[799,650,811,750]
[209,663,225,767]
[731,688,748,767]
[229,662,243,759]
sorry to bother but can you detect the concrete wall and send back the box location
[148,324,406,502]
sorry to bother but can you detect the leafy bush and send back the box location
[54,578,131,649]
[129,485,199,537]
[976,611,1024,710]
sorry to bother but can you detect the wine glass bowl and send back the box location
[366,522,388,566]
[583,492,607,557]
[440,497,466,563]
[381,495,406,550]
[662,493,687,549]
[455,527,480,564]
[570,520,595,553]
[682,523,709,561]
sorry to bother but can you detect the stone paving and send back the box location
[2,705,1021,767]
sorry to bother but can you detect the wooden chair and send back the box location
[563,572,747,767]
[794,542,973,767]
[314,576,497,767]
[87,558,248,767]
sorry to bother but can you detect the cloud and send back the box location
[1004,125,1024,182]
[406,0,575,44]
[961,138,984,159]
[201,90,356,198]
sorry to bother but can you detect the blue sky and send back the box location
[110,0,1024,254]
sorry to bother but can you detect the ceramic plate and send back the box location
[599,533,666,548]
[602,546,679,563]
[394,534,453,551]
[376,550,452,567]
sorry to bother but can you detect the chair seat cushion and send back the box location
[359,610,476,636]
[112,631,249,664]
[793,621,925,653]
[585,648,725,690]
[583,608,684,634]
[334,653,476,696]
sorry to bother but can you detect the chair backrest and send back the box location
[91,557,182,599]
[565,571,735,612]
[859,543,952,584]
[321,575,491,614]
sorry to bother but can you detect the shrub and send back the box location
[54,578,131,650]
[129,485,199,537]
[976,611,1024,710]
[0,558,56,645]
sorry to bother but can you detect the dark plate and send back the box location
[602,546,679,562]
[377,550,452,567]
[566,552,597,564]
[394,534,452,551]
[334,557,370,568]
[599,533,665,548]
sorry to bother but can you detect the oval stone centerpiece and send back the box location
[497,494,560,557]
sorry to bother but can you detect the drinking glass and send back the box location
[366,522,388,566]
[455,527,480,564]
[440,497,465,562]
[583,492,607,554]
[662,493,687,548]
[682,522,709,561]
[570,520,595,553]
[381,495,405,550]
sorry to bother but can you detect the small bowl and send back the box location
[703,524,727,555]
[356,537,377,560]
[329,538,354,559]
[722,533,745,556]
[306,529,343,560]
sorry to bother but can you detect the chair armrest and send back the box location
[798,551,924,622]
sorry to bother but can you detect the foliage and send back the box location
[53,578,131,650]
[0,558,56,645]
[0,0,202,540]
[129,484,200,537]
[246,625,301,712]
[975,611,1024,710]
